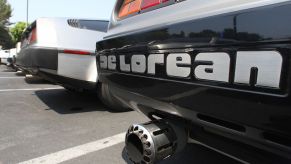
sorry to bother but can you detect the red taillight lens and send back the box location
[128,0,142,14]
[118,0,172,19]
[63,49,91,55]
[118,2,131,18]
[29,28,37,44]
[141,0,160,10]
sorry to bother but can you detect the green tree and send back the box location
[0,0,11,26]
[0,26,13,48]
[0,0,13,49]
[10,22,27,44]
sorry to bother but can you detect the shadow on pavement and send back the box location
[15,71,26,76]
[35,89,107,114]
[24,75,53,84]
[121,144,241,164]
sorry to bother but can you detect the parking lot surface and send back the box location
[0,65,240,164]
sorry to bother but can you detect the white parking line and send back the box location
[0,87,63,92]
[0,77,24,79]
[19,132,126,164]
[0,72,20,74]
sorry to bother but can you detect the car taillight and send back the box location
[29,28,37,44]
[118,2,131,18]
[118,0,172,19]
[63,49,91,55]
[128,0,142,15]
[141,0,160,10]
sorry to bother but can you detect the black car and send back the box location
[96,0,291,163]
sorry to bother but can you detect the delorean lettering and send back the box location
[99,51,283,89]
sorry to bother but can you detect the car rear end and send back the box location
[16,18,108,90]
[0,50,11,65]
[52,19,108,90]
[16,19,57,74]
[96,0,291,163]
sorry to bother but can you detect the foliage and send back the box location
[10,22,27,44]
[0,26,13,49]
[0,0,12,27]
[0,0,13,49]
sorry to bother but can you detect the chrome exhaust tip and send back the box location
[125,120,187,164]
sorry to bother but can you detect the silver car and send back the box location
[17,17,108,91]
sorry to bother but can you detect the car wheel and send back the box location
[98,83,130,112]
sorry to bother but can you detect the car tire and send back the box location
[98,83,130,112]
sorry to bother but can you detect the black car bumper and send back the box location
[16,46,58,74]
[16,46,96,90]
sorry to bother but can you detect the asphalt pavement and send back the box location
[0,65,240,164]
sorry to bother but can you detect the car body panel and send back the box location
[106,0,290,39]
[57,53,97,82]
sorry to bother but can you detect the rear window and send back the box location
[21,21,36,48]
[68,19,109,32]
[79,20,109,32]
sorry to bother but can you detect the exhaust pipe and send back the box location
[125,120,187,164]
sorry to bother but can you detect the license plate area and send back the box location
[98,46,290,97]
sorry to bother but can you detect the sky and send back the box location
[7,0,116,24]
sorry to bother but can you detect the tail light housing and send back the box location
[28,27,37,44]
[141,0,160,10]
[128,0,142,15]
[118,0,176,19]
